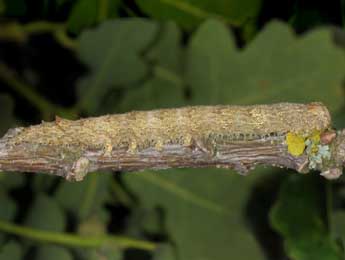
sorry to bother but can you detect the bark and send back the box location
[0,102,343,181]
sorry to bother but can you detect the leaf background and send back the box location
[1,1,345,260]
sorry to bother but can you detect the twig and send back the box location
[0,103,343,181]
[0,219,156,250]
[0,21,77,50]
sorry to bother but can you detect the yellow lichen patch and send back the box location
[309,130,321,143]
[286,132,306,156]
[307,130,321,155]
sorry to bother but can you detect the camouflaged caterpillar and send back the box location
[8,102,331,157]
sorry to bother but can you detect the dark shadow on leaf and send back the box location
[245,170,287,260]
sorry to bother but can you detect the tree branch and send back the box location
[0,103,343,181]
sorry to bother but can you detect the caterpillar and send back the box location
[8,102,330,153]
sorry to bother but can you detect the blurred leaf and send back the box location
[2,0,25,16]
[76,18,158,114]
[135,0,262,29]
[0,172,25,190]
[77,247,123,260]
[0,194,16,244]
[0,0,5,15]
[68,0,98,34]
[32,175,59,193]
[0,94,16,137]
[78,211,109,235]
[67,0,121,34]
[125,169,266,260]
[270,175,341,260]
[36,245,73,260]
[78,19,345,116]
[152,244,177,260]
[55,0,72,7]
[25,194,65,232]
[0,194,16,221]
[55,173,111,221]
[0,241,22,260]
[117,21,185,112]
[333,210,345,241]
[127,207,162,235]
[75,210,123,260]
[186,20,345,112]
[333,27,345,50]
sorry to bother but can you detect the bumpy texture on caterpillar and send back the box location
[7,103,331,156]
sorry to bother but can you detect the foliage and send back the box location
[270,175,341,260]
[1,1,345,260]
[135,0,262,29]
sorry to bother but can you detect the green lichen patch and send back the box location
[305,141,331,170]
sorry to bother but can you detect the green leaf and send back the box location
[332,209,345,252]
[0,172,25,190]
[127,207,162,235]
[0,194,16,221]
[124,169,266,260]
[117,21,185,112]
[333,210,345,240]
[186,19,345,112]
[76,18,159,114]
[55,173,111,221]
[32,175,60,193]
[75,213,124,260]
[0,241,22,260]
[76,248,123,260]
[78,209,110,236]
[152,244,177,260]
[270,175,341,260]
[0,194,16,244]
[67,0,121,34]
[135,0,262,29]
[35,245,73,260]
[25,194,65,232]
